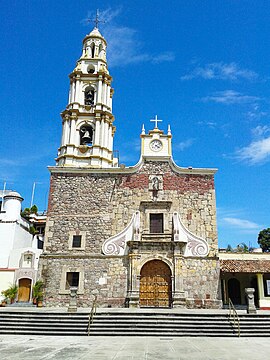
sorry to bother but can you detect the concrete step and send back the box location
[0,310,269,337]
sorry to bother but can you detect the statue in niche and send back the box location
[152,176,159,191]
[149,175,163,192]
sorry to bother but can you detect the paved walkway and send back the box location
[1,306,269,315]
[0,335,270,359]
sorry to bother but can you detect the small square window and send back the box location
[72,235,82,248]
[150,213,164,233]
[66,272,79,289]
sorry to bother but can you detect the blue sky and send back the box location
[1,1,270,249]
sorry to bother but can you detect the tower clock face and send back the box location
[150,139,163,151]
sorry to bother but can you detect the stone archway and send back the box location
[18,278,32,302]
[139,260,172,308]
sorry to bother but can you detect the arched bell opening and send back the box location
[98,43,103,57]
[84,86,95,106]
[80,125,93,146]
[139,259,172,308]
[87,64,95,74]
[90,42,95,58]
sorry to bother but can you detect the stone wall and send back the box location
[180,258,221,308]
[42,159,220,307]
[40,255,128,307]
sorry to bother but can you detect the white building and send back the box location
[0,191,45,303]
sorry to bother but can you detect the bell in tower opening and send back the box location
[85,88,95,106]
[80,125,93,146]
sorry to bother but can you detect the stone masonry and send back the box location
[40,159,222,308]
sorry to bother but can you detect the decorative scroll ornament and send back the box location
[102,211,140,256]
[172,212,209,257]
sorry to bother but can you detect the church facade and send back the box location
[40,26,222,309]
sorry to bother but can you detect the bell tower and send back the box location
[56,25,118,168]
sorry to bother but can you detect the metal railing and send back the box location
[87,294,97,336]
[228,298,240,337]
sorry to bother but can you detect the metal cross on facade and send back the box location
[150,115,162,128]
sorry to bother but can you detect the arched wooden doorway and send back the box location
[228,278,241,305]
[139,260,172,308]
[18,278,32,302]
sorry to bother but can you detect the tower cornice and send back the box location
[83,32,107,46]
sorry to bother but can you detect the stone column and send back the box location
[128,254,140,308]
[256,273,264,309]
[63,116,70,145]
[67,286,78,313]
[61,119,67,146]
[104,82,108,105]
[172,254,186,308]
[97,77,102,103]
[94,118,101,146]
[69,116,77,145]
[106,83,111,108]
[245,288,257,314]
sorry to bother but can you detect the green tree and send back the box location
[21,207,30,219]
[226,244,233,252]
[236,242,249,253]
[21,205,38,219]
[30,205,38,214]
[258,228,270,252]
[32,280,44,302]
[1,285,18,304]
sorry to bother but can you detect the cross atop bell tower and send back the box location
[150,115,162,129]
[91,9,105,29]
[56,22,118,168]
[85,9,105,29]
[140,117,172,159]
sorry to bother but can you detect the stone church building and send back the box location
[40,25,222,309]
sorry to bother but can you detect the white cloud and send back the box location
[181,62,258,81]
[197,121,231,137]
[201,90,260,105]
[105,26,174,67]
[197,121,217,129]
[222,217,261,230]
[152,52,175,64]
[251,125,270,138]
[235,136,270,164]
[0,159,20,166]
[176,139,194,151]
[246,104,268,120]
[83,8,175,67]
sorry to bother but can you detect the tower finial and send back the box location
[91,9,105,29]
[141,124,145,135]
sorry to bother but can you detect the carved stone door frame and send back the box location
[127,254,175,308]
[139,259,172,308]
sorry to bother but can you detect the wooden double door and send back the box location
[139,260,172,308]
